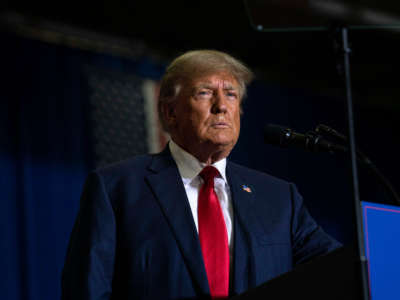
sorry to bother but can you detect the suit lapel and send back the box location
[145,149,210,295]
[227,162,270,294]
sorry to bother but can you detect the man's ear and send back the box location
[162,101,177,128]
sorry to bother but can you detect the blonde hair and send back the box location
[158,50,254,132]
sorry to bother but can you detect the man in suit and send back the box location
[62,50,340,299]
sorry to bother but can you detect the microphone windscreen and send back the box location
[264,124,287,146]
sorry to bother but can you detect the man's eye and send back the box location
[196,90,212,98]
[227,92,238,99]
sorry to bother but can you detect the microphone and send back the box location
[264,124,347,153]
[264,124,400,205]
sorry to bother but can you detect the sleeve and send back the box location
[61,172,116,300]
[289,183,342,265]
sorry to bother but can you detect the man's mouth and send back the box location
[211,122,230,128]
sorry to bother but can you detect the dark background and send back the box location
[1,1,399,300]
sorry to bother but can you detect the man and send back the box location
[62,50,340,299]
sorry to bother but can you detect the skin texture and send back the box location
[165,72,241,164]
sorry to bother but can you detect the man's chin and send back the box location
[208,139,237,151]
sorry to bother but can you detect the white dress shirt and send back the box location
[169,140,234,255]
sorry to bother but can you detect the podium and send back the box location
[232,245,362,300]
[233,201,400,300]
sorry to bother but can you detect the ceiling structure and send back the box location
[2,0,400,110]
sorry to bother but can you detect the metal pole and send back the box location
[341,27,370,300]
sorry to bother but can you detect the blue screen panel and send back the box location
[362,201,400,300]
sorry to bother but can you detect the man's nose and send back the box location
[211,91,228,114]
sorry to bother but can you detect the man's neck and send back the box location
[169,140,227,181]
[170,139,230,165]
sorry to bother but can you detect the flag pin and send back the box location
[242,185,252,193]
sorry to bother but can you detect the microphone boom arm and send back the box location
[316,124,400,205]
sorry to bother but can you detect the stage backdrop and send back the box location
[1,32,398,300]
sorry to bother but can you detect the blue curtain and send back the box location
[0,33,163,300]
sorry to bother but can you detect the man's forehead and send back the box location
[190,73,239,89]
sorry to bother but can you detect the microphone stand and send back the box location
[333,26,370,300]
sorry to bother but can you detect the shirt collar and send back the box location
[169,139,227,183]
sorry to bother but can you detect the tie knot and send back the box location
[199,166,220,183]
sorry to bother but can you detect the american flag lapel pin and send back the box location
[242,185,252,193]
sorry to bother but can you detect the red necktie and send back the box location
[198,166,229,299]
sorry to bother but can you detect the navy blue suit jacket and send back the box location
[61,148,340,299]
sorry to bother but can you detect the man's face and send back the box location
[167,72,241,161]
